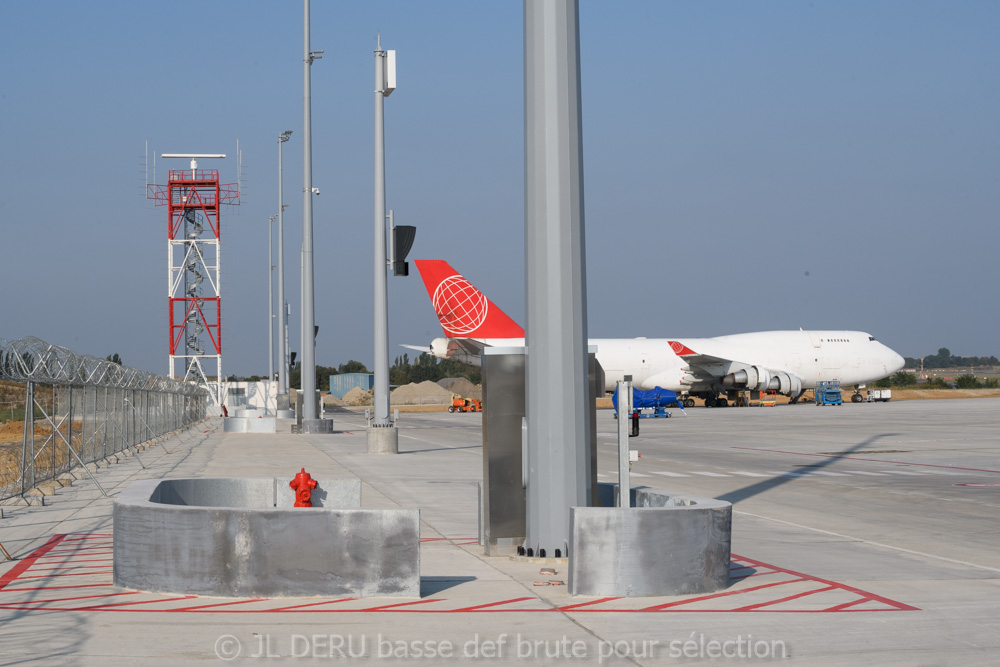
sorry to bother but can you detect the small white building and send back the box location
[222,380,278,415]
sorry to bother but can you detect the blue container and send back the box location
[329,373,374,399]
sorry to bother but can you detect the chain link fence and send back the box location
[1,337,208,502]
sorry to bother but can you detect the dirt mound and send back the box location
[341,387,373,406]
[322,393,346,407]
[391,380,453,405]
[438,378,481,400]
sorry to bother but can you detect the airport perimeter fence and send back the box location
[0,337,208,502]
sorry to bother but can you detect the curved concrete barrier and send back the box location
[223,417,277,433]
[568,485,731,597]
[114,477,419,597]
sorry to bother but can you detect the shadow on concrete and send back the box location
[718,433,899,505]
[420,576,477,596]
[401,445,481,455]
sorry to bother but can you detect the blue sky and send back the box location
[1,1,997,375]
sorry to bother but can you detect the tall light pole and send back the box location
[268,214,276,391]
[300,0,328,431]
[368,34,398,454]
[277,130,292,411]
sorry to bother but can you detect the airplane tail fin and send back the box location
[413,260,525,339]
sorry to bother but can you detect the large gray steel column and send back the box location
[300,0,318,423]
[368,35,398,454]
[523,0,591,558]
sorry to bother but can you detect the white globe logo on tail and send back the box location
[432,274,489,336]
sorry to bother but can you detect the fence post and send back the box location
[20,381,35,494]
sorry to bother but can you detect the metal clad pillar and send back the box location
[523,0,590,558]
[300,0,318,422]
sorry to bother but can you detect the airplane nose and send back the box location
[892,352,905,373]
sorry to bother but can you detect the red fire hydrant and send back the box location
[289,467,318,507]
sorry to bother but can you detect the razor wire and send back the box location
[0,336,206,397]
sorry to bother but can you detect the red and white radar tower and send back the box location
[148,154,239,406]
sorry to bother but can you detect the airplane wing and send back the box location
[669,339,804,397]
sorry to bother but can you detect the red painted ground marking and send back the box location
[46,548,114,556]
[824,598,875,612]
[732,446,1000,474]
[638,578,809,612]
[0,592,136,609]
[0,583,113,593]
[1,535,919,615]
[76,596,199,612]
[729,570,779,583]
[730,585,839,612]
[733,554,919,612]
[0,534,65,591]
[557,597,619,611]
[16,571,113,581]
[31,564,118,572]
[267,599,358,612]
[163,598,265,612]
[451,597,536,612]
[955,482,1000,487]
[358,599,445,612]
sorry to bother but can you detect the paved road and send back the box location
[0,398,997,665]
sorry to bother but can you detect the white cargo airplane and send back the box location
[411,260,905,406]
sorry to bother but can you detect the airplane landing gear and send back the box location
[851,392,863,403]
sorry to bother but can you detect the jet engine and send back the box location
[429,337,481,366]
[721,366,771,390]
[767,371,802,396]
[722,366,801,396]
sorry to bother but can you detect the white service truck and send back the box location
[866,389,892,402]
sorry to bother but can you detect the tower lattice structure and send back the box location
[149,164,239,405]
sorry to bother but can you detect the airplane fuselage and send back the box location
[430,330,904,394]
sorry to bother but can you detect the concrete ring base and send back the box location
[113,477,420,597]
[568,484,731,597]
[366,426,399,454]
[301,418,334,434]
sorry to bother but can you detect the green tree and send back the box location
[105,353,123,366]
[316,365,338,392]
[890,371,917,387]
[390,354,412,386]
[338,360,370,374]
[954,374,981,389]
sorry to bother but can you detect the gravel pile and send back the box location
[437,378,481,400]
[341,387,373,406]
[391,380,453,405]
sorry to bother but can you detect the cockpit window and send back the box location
[869,336,876,341]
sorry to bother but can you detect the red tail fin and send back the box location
[414,260,525,339]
